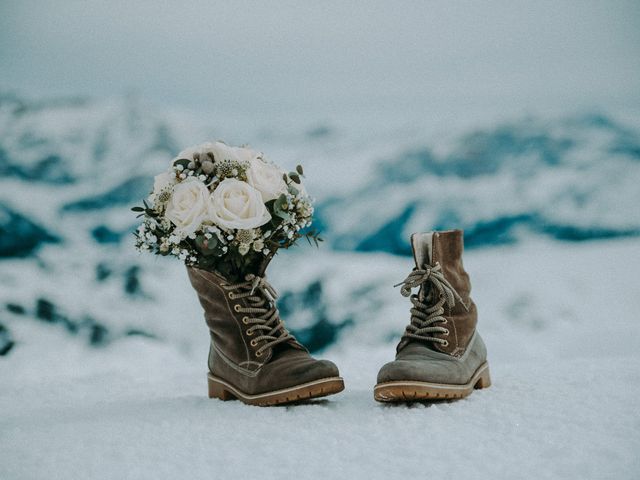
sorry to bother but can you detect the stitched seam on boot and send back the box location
[213,343,262,377]
[239,360,263,368]
[456,332,477,361]
[193,268,251,364]
[217,282,251,363]
[457,290,471,312]
[450,314,461,354]
[210,269,274,364]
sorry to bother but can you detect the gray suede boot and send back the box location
[187,266,344,406]
[374,230,491,402]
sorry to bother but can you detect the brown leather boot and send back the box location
[374,230,491,402]
[187,265,344,406]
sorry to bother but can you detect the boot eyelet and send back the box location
[443,329,450,336]
[233,304,241,312]
[242,316,249,324]
[255,351,263,357]
[246,330,254,336]
[442,319,448,325]
[442,340,449,347]
[250,339,258,347]
[228,292,235,299]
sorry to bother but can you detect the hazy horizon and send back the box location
[2,0,639,119]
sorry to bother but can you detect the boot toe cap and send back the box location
[377,335,488,385]
[377,360,419,384]
[262,354,341,392]
[376,359,465,385]
[292,358,340,383]
[313,359,340,379]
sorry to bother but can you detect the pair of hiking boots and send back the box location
[187,229,490,406]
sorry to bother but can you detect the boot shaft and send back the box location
[187,267,262,368]
[187,266,305,370]
[404,229,478,357]
[188,265,345,402]
[411,230,472,300]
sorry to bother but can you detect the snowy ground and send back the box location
[2,238,640,479]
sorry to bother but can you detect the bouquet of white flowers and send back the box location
[133,141,321,281]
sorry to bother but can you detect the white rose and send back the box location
[205,141,240,163]
[165,178,210,236]
[246,157,288,202]
[207,178,271,230]
[233,146,260,164]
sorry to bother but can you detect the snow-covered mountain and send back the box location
[318,114,640,254]
[1,93,640,358]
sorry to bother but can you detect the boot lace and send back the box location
[222,274,294,356]
[394,262,464,346]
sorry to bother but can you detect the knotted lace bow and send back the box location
[394,262,464,306]
[247,273,278,302]
[393,262,466,346]
[222,274,293,356]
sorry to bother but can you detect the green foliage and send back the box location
[195,234,218,256]
[273,194,292,221]
[304,229,324,247]
[289,173,301,184]
[173,158,191,170]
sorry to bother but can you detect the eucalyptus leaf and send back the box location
[275,210,292,221]
[274,193,288,213]
[173,158,191,169]
[289,173,301,184]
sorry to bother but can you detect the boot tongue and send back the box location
[410,232,435,269]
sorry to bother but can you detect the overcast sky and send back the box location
[1,0,639,117]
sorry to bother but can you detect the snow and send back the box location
[2,238,640,479]
[1,95,639,479]
[3,4,640,474]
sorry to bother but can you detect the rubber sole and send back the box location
[373,362,491,402]
[207,374,345,406]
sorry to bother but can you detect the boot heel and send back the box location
[207,375,234,400]
[474,364,492,389]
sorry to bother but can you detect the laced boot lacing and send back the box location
[394,262,466,347]
[221,274,294,357]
